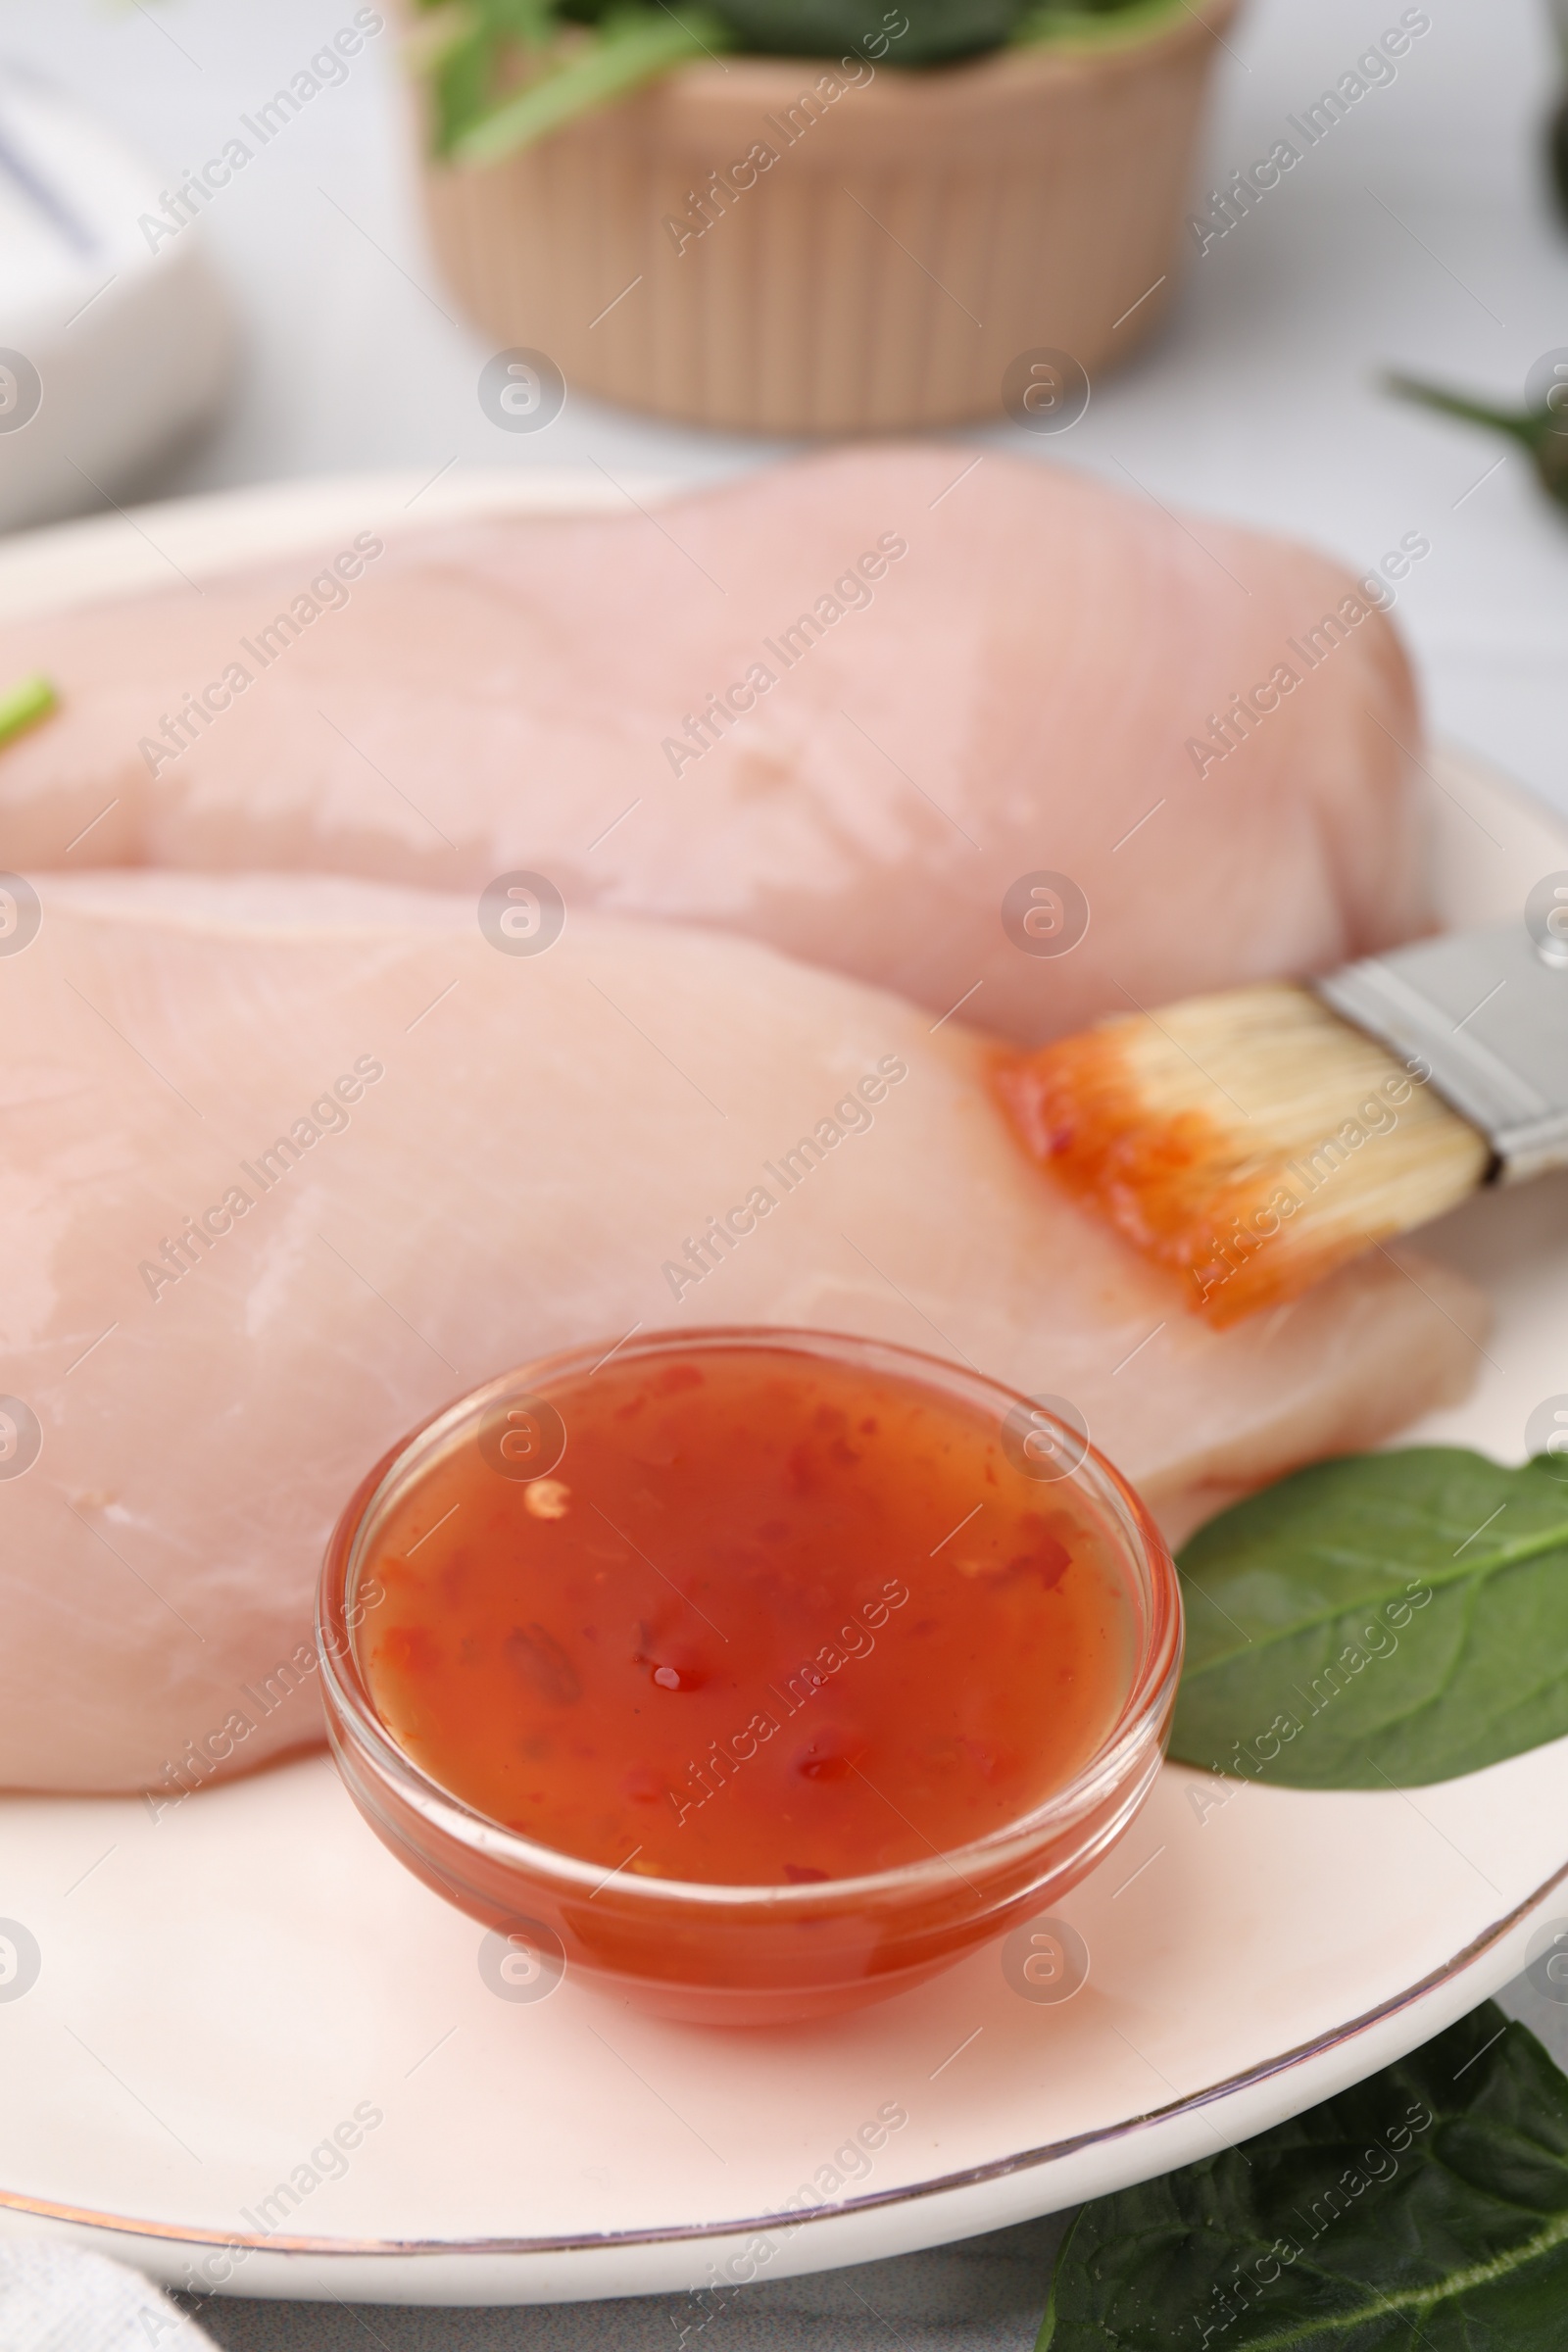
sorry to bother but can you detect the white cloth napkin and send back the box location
[0,2235,215,2351]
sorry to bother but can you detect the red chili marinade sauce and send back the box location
[359,1344,1137,1887]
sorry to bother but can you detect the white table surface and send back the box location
[1,0,1566,2340]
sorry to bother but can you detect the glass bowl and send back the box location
[317,1327,1182,2028]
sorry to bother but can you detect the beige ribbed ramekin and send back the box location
[412,1,1241,434]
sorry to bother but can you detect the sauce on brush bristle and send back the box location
[993,999,1485,1327]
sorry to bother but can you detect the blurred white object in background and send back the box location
[0,66,232,533]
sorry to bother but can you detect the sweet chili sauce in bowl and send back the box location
[318,1329,1181,2026]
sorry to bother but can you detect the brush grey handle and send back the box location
[1314,921,1568,1183]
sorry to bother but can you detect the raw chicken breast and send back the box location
[0,447,1426,1047]
[2,872,1483,1794]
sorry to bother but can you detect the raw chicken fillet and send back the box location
[0,873,1484,1794]
[0,446,1427,1047]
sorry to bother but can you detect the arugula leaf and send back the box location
[1041,2002,1568,2350]
[1169,1448,1568,1789]
[426,26,506,157]
[449,5,735,164]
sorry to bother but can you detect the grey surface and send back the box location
[174,2214,1072,2349]
[1498,1948,1568,2069]
[4,0,1568,2341]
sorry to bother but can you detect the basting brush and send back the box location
[996,916,1568,1327]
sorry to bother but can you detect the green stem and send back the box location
[1385,370,1568,508]
[1013,0,1192,52]
[452,9,734,165]
[0,672,57,750]
[1384,371,1540,444]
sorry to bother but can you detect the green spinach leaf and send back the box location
[1170,1448,1568,1789]
[1041,2002,1568,2349]
[714,0,1020,65]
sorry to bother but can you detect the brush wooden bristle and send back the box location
[997,982,1491,1326]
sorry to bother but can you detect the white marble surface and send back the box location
[1,0,1566,2339]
